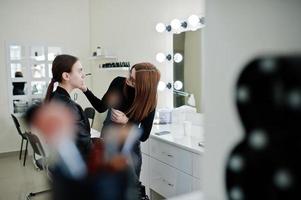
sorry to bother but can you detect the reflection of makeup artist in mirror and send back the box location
[13,71,25,95]
[80,63,160,196]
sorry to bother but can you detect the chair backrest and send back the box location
[84,107,95,127]
[25,132,46,158]
[11,114,25,138]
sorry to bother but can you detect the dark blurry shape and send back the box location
[226,55,301,200]
[13,71,26,95]
[121,125,142,156]
[11,114,28,166]
[84,107,95,128]
[24,101,42,125]
[88,137,127,174]
[85,73,92,76]
[25,132,51,199]
[105,91,121,108]
[30,101,76,141]
[25,102,139,200]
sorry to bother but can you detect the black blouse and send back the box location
[51,86,91,159]
[84,76,155,142]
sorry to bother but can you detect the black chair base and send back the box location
[26,189,51,200]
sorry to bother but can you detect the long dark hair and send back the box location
[44,54,78,102]
[124,63,160,122]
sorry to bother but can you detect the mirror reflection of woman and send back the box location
[81,62,160,197]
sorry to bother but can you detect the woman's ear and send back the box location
[62,72,70,81]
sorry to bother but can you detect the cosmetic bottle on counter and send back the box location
[96,46,102,56]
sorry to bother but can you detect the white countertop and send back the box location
[168,191,204,200]
[150,124,205,154]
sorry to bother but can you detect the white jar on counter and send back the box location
[96,46,102,56]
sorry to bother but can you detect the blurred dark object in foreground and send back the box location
[226,55,301,199]
[24,102,139,200]
[52,164,137,200]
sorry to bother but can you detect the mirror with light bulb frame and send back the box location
[156,15,204,112]
[173,29,202,111]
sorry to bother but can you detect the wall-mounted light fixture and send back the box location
[188,15,200,27]
[158,81,169,91]
[181,21,188,29]
[157,80,182,91]
[173,53,183,63]
[156,23,172,33]
[156,52,183,63]
[156,53,172,63]
[188,15,205,30]
[173,80,183,90]
[170,19,181,31]
[157,80,195,107]
[156,14,205,34]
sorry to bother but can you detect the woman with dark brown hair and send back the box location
[45,54,91,160]
[27,54,137,200]
[81,62,160,198]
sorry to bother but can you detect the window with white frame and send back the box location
[6,43,62,116]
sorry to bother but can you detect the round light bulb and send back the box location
[188,15,200,27]
[158,81,166,91]
[174,53,183,63]
[174,80,183,90]
[170,19,181,30]
[156,23,166,33]
[156,53,166,63]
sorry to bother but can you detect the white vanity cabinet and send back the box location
[140,139,150,195]
[140,124,204,198]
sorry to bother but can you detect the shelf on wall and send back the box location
[89,55,117,60]
[12,95,28,100]
[99,67,129,71]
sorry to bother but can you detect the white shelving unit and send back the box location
[6,43,62,116]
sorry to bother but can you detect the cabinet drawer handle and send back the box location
[161,151,174,158]
[168,183,174,187]
[162,178,174,187]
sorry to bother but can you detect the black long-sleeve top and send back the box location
[51,86,91,159]
[84,76,155,142]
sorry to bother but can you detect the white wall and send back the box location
[203,1,301,199]
[0,0,91,153]
[0,0,205,153]
[89,0,205,127]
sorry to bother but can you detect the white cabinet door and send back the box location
[192,153,202,179]
[141,139,149,155]
[149,157,193,198]
[150,138,193,175]
[192,177,202,191]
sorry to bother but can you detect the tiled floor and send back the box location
[0,153,50,200]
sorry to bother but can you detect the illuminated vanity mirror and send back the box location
[173,29,202,112]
